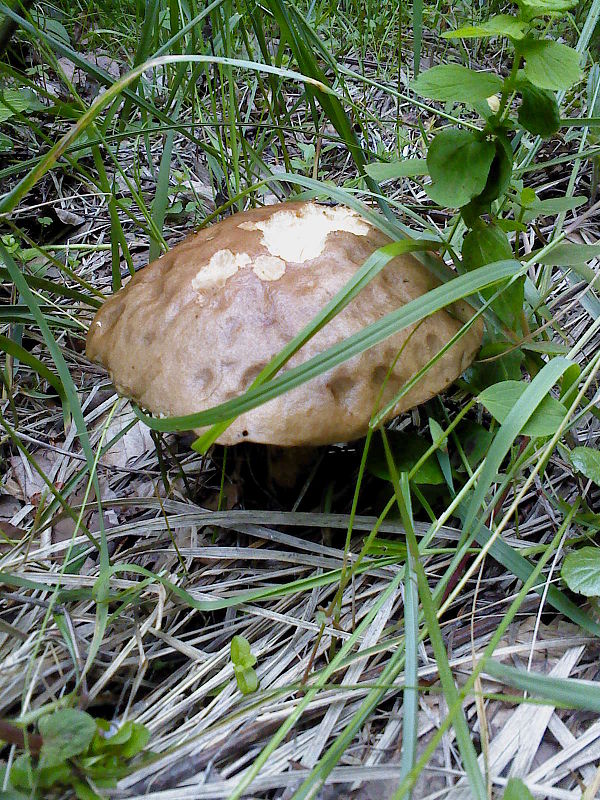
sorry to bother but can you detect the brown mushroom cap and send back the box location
[86,201,483,446]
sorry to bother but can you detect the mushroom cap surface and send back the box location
[86,201,483,446]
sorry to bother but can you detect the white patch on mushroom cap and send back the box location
[238,202,370,263]
[253,255,286,281]
[191,249,251,292]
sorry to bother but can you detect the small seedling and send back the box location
[230,635,259,695]
[1,708,151,800]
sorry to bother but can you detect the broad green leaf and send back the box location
[0,89,45,123]
[561,547,600,596]
[518,84,560,137]
[517,0,578,18]
[503,777,535,799]
[462,224,523,328]
[367,431,445,485]
[496,219,528,233]
[521,39,582,91]
[39,709,97,767]
[570,447,600,484]
[94,721,131,748]
[442,15,528,40]
[235,666,259,695]
[89,719,149,759]
[411,64,502,102]
[477,380,567,437]
[231,635,256,669]
[426,129,495,207]
[364,159,428,181]
[462,225,513,269]
[9,756,35,790]
[118,723,151,759]
[473,134,513,205]
[536,242,600,265]
[0,790,29,799]
[465,359,573,540]
[521,187,537,207]
[11,754,71,790]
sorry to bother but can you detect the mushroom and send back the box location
[86,201,483,484]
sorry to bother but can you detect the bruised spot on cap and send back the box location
[238,202,370,263]
[191,249,251,293]
[253,254,286,281]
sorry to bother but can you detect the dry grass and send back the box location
[2,2,600,798]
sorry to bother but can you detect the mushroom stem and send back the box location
[267,446,319,489]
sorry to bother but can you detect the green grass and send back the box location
[1,0,600,798]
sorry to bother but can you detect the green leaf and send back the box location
[536,242,600,265]
[521,187,537,207]
[477,380,567,437]
[464,344,524,392]
[90,718,150,759]
[442,15,528,40]
[426,130,495,207]
[525,195,587,215]
[560,363,581,399]
[367,431,445,485]
[521,39,582,91]
[0,89,45,123]
[503,777,535,799]
[462,223,523,328]
[411,64,503,102]
[364,159,428,181]
[516,0,578,19]
[230,635,257,669]
[518,83,560,137]
[39,709,97,767]
[118,723,150,759]
[474,133,514,205]
[462,225,513,268]
[235,666,259,695]
[8,756,34,791]
[561,547,600,597]
[73,779,103,800]
[30,11,71,44]
[40,763,76,787]
[0,790,30,799]
[97,721,132,748]
[11,755,70,790]
[570,447,600,485]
